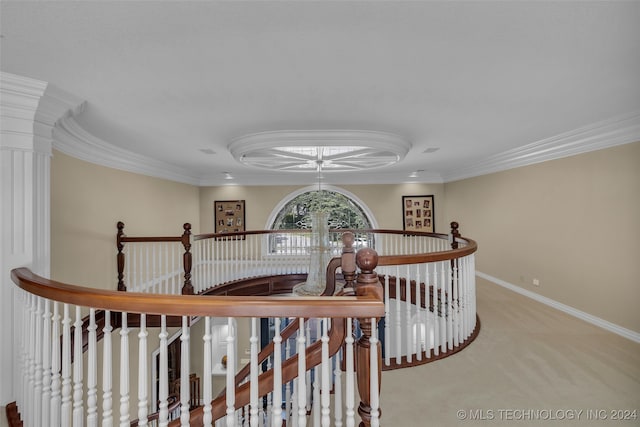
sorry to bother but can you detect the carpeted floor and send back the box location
[380,278,640,426]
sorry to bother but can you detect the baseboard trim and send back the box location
[476,271,640,343]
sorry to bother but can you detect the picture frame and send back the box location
[214,200,245,236]
[402,195,434,232]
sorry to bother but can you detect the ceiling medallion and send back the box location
[229,130,411,172]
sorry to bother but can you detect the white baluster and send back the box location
[249,317,259,427]
[284,339,291,426]
[102,310,113,427]
[290,379,298,427]
[152,243,157,292]
[415,267,422,361]
[119,312,130,427]
[272,318,282,427]
[27,294,35,425]
[430,263,438,356]
[61,304,72,427]
[333,352,343,427]
[452,258,460,346]
[424,263,431,359]
[446,261,453,350]
[383,273,390,366]
[162,243,168,293]
[405,265,412,363]
[158,315,169,427]
[345,319,355,427]
[264,357,272,427]
[203,317,213,427]
[73,307,84,427]
[226,317,236,427]
[171,244,177,294]
[312,321,320,427]
[138,314,148,426]
[394,266,401,363]
[320,319,330,427]
[369,318,380,427]
[296,318,307,427]
[440,262,447,352]
[34,297,43,427]
[87,309,98,427]
[41,299,52,427]
[180,316,190,426]
[306,321,312,415]
[15,291,23,420]
[50,302,61,427]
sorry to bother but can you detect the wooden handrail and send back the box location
[11,268,385,319]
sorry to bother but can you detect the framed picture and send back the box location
[402,195,434,232]
[214,200,245,236]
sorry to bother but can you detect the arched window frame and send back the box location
[264,185,379,230]
[263,185,379,257]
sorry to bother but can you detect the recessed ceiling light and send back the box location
[423,147,440,154]
[223,172,233,180]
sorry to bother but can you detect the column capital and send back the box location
[1,71,85,154]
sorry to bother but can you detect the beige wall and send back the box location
[444,142,640,332]
[199,183,446,233]
[51,150,200,290]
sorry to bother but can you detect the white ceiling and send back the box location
[2,1,639,186]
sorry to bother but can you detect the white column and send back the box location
[0,71,83,405]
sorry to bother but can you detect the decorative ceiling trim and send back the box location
[229,129,412,172]
[1,72,48,145]
[53,116,202,186]
[49,109,640,187]
[442,111,640,182]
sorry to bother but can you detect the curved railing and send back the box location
[9,222,478,427]
[9,247,385,427]
[117,221,479,369]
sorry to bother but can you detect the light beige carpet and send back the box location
[381,278,640,426]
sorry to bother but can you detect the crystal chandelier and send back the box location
[292,160,333,296]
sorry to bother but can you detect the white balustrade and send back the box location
[137,314,148,426]
[10,226,476,427]
[102,310,113,427]
[179,316,190,427]
[158,315,169,427]
[203,317,213,427]
[87,309,98,427]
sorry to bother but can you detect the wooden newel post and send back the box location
[355,247,383,427]
[341,231,357,291]
[450,221,460,250]
[116,221,126,291]
[181,223,194,295]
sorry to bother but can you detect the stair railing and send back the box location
[9,245,385,427]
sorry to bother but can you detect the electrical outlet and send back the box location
[532,278,540,287]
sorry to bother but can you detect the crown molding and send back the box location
[50,108,640,187]
[442,111,640,182]
[1,72,48,137]
[53,116,202,186]
[36,84,86,128]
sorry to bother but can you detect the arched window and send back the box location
[271,190,372,230]
[266,188,376,254]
